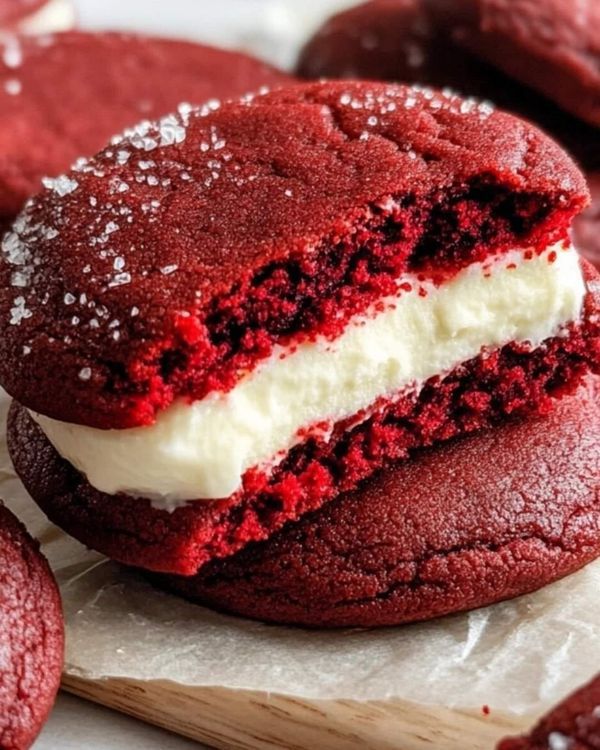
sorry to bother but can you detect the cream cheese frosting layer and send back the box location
[31,243,586,508]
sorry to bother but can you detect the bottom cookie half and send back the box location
[154,378,600,628]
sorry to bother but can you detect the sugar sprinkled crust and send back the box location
[0,500,63,748]
[153,375,600,627]
[498,673,600,749]
[0,80,589,430]
[0,30,293,219]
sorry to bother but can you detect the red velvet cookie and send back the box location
[0,501,63,749]
[3,82,599,576]
[435,0,600,128]
[0,31,292,221]
[152,376,600,628]
[498,673,600,750]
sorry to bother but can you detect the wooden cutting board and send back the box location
[62,675,530,749]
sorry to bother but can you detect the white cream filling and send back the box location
[31,243,585,509]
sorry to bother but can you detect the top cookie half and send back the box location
[0,81,590,430]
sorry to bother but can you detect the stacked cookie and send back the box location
[2,79,599,627]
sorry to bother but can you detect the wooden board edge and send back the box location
[62,674,533,750]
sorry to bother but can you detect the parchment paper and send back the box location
[1,389,598,717]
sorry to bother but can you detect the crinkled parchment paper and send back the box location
[0,390,598,716]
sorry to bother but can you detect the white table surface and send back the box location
[27,1,358,748]
[35,693,205,749]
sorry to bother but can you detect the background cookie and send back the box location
[0,500,63,749]
[0,0,74,33]
[0,31,292,221]
[498,673,600,749]
[435,0,600,128]
[297,0,481,88]
[153,377,600,628]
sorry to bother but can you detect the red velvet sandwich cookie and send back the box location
[498,673,600,750]
[0,31,292,221]
[151,376,600,627]
[3,82,599,576]
[0,500,63,749]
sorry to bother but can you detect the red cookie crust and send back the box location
[436,0,600,128]
[498,674,600,750]
[0,31,292,220]
[0,0,46,26]
[151,376,600,628]
[0,501,63,749]
[7,263,600,577]
[0,81,589,430]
